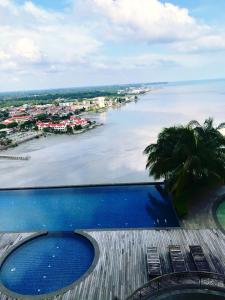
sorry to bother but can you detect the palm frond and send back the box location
[217,122,225,130]
[188,120,201,128]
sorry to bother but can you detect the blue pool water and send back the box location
[0,184,179,231]
[0,233,95,295]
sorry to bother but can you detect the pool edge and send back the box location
[0,231,100,300]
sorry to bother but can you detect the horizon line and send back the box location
[0,77,224,95]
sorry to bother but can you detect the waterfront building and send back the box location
[95,97,106,108]
[2,116,32,125]
[70,116,88,127]
[37,121,67,132]
[37,117,88,132]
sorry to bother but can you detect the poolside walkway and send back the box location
[181,185,225,229]
[0,229,225,300]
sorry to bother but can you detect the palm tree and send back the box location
[144,118,225,215]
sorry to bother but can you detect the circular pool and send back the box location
[0,232,96,296]
[216,200,225,230]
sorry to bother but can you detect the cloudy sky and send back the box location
[0,0,225,92]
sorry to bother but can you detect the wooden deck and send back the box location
[0,229,225,300]
[181,186,225,229]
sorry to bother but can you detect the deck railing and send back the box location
[127,271,225,300]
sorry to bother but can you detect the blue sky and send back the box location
[15,0,225,21]
[166,0,225,25]
[14,0,69,10]
[0,0,225,91]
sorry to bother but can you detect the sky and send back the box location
[0,0,225,92]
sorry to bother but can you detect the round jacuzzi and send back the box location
[0,232,96,296]
[216,200,225,230]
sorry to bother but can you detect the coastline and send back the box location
[0,132,43,152]
[0,123,103,153]
[0,93,143,152]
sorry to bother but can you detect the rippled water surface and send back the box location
[0,80,224,187]
[0,233,95,295]
[0,184,179,231]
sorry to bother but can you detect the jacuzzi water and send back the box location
[0,232,95,295]
[0,184,179,231]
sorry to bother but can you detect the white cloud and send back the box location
[76,0,225,53]
[0,0,101,75]
[172,34,225,53]
[83,0,199,41]
[13,38,42,62]
[90,51,206,73]
[0,0,225,90]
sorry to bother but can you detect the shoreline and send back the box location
[0,132,43,152]
[0,123,103,153]
[0,93,144,152]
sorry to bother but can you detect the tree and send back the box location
[36,114,48,121]
[66,125,73,134]
[20,120,35,130]
[0,123,6,129]
[0,131,6,138]
[74,125,82,131]
[7,122,18,128]
[43,127,51,133]
[144,118,225,216]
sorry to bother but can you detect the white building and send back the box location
[96,97,106,108]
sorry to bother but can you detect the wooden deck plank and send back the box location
[0,229,225,300]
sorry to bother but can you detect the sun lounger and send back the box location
[169,245,187,273]
[146,246,162,277]
[189,245,211,272]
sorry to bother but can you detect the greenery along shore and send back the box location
[0,83,152,108]
[0,86,149,150]
[144,118,225,216]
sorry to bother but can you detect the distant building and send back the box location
[95,97,106,108]
[37,117,88,132]
[2,116,31,125]
[69,116,88,127]
[37,121,67,132]
[107,100,113,107]
[23,104,29,109]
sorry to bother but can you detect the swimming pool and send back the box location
[0,232,95,296]
[216,200,225,230]
[0,184,179,231]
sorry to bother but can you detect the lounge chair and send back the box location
[189,245,211,272]
[169,245,188,273]
[146,246,162,277]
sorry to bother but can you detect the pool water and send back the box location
[0,233,95,295]
[0,184,179,231]
[216,201,225,230]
